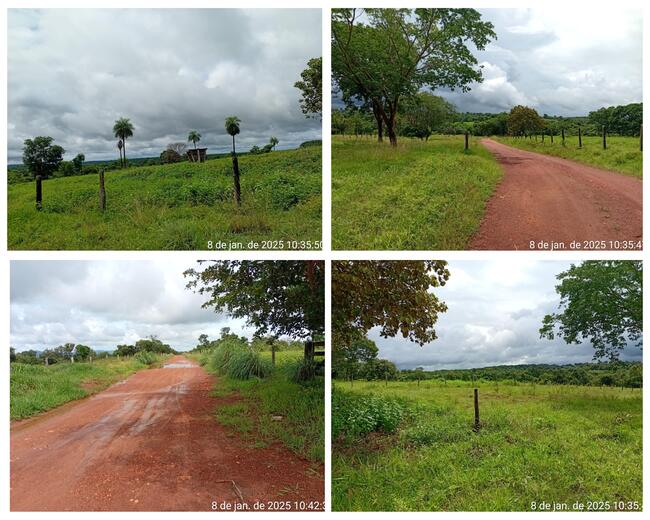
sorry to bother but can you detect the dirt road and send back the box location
[470,139,642,250]
[10,356,323,511]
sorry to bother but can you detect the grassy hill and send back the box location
[8,146,322,250]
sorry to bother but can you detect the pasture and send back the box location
[192,349,324,462]
[332,380,642,511]
[10,355,167,420]
[493,136,642,178]
[331,135,502,250]
[8,147,322,250]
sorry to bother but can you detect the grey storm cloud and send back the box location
[7,8,322,163]
[10,260,256,352]
[371,260,643,370]
[439,8,642,116]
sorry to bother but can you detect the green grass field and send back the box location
[10,356,165,420]
[492,136,642,178]
[332,135,502,250]
[8,147,322,250]
[333,380,642,512]
[193,349,324,462]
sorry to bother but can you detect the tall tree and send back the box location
[72,153,85,173]
[294,57,322,120]
[332,260,450,348]
[113,117,134,166]
[269,136,279,150]
[184,260,325,340]
[540,261,642,361]
[225,116,242,205]
[22,136,65,179]
[188,130,201,150]
[507,105,545,136]
[332,8,495,146]
[401,92,456,140]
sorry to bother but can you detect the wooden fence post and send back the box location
[232,155,241,206]
[36,175,43,210]
[99,169,106,211]
[578,126,582,148]
[464,131,469,151]
[473,388,480,431]
[602,125,607,150]
[550,133,554,144]
[561,128,565,146]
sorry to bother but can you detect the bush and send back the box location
[299,140,322,148]
[332,389,405,441]
[226,349,273,380]
[290,357,320,383]
[256,174,318,210]
[135,351,157,366]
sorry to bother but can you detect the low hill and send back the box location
[8,146,322,250]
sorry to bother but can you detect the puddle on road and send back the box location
[163,362,194,369]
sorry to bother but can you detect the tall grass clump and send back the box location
[209,338,272,380]
[135,351,157,366]
[332,388,405,442]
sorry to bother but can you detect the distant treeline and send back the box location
[399,362,643,388]
[7,139,322,185]
[332,97,642,140]
[11,336,177,365]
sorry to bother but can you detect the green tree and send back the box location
[115,344,137,356]
[22,136,65,179]
[540,261,642,361]
[185,260,325,340]
[332,8,496,146]
[294,57,322,120]
[332,332,378,378]
[269,136,279,150]
[401,92,456,140]
[10,347,16,363]
[135,336,175,354]
[113,117,134,167]
[57,161,75,177]
[188,130,201,150]
[15,350,40,364]
[72,153,85,173]
[225,116,242,205]
[507,105,545,136]
[332,261,450,349]
[363,358,398,381]
[117,139,124,167]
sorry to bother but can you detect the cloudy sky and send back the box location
[10,260,256,352]
[370,260,643,370]
[7,9,322,163]
[441,8,642,115]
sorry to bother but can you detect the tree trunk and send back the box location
[123,139,127,166]
[99,169,106,211]
[35,175,42,211]
[372,100,383,143]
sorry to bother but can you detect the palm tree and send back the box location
[117,139,124,168]
[225,116,242,205]
[113,117,134,167]
[188,130,201,150]
[269,136,279,150]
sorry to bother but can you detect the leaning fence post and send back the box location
[35,175,43,210]
[473,388,480,431]
[99,169,106,211]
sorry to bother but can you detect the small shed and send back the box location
[187,148,208,163]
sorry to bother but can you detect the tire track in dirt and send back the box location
[11,356,323,511]
[470,139,642,250]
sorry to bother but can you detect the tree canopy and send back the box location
[332,260,450,348]
[332,8,496,145]
[507,105,545,136]
[185,260,324,340]
[294,57,322,120]
[22,136,65,179]
[540,261,642,361]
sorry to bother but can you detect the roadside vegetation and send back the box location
[10,354,168,420]
[189,331,324,462]
[332,135,502,250]
[332,380,642,511]
[492,136,642,178]
[8,146,321,250]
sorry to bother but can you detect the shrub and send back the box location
[135,351,157,366]
[226,349,273,380]
[299,140,322,148]
[256,174,318,210]
[332,389,405,441]
[290,357,320,383]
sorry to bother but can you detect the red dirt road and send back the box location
[10,356,324,511]
[470,139,642,250]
